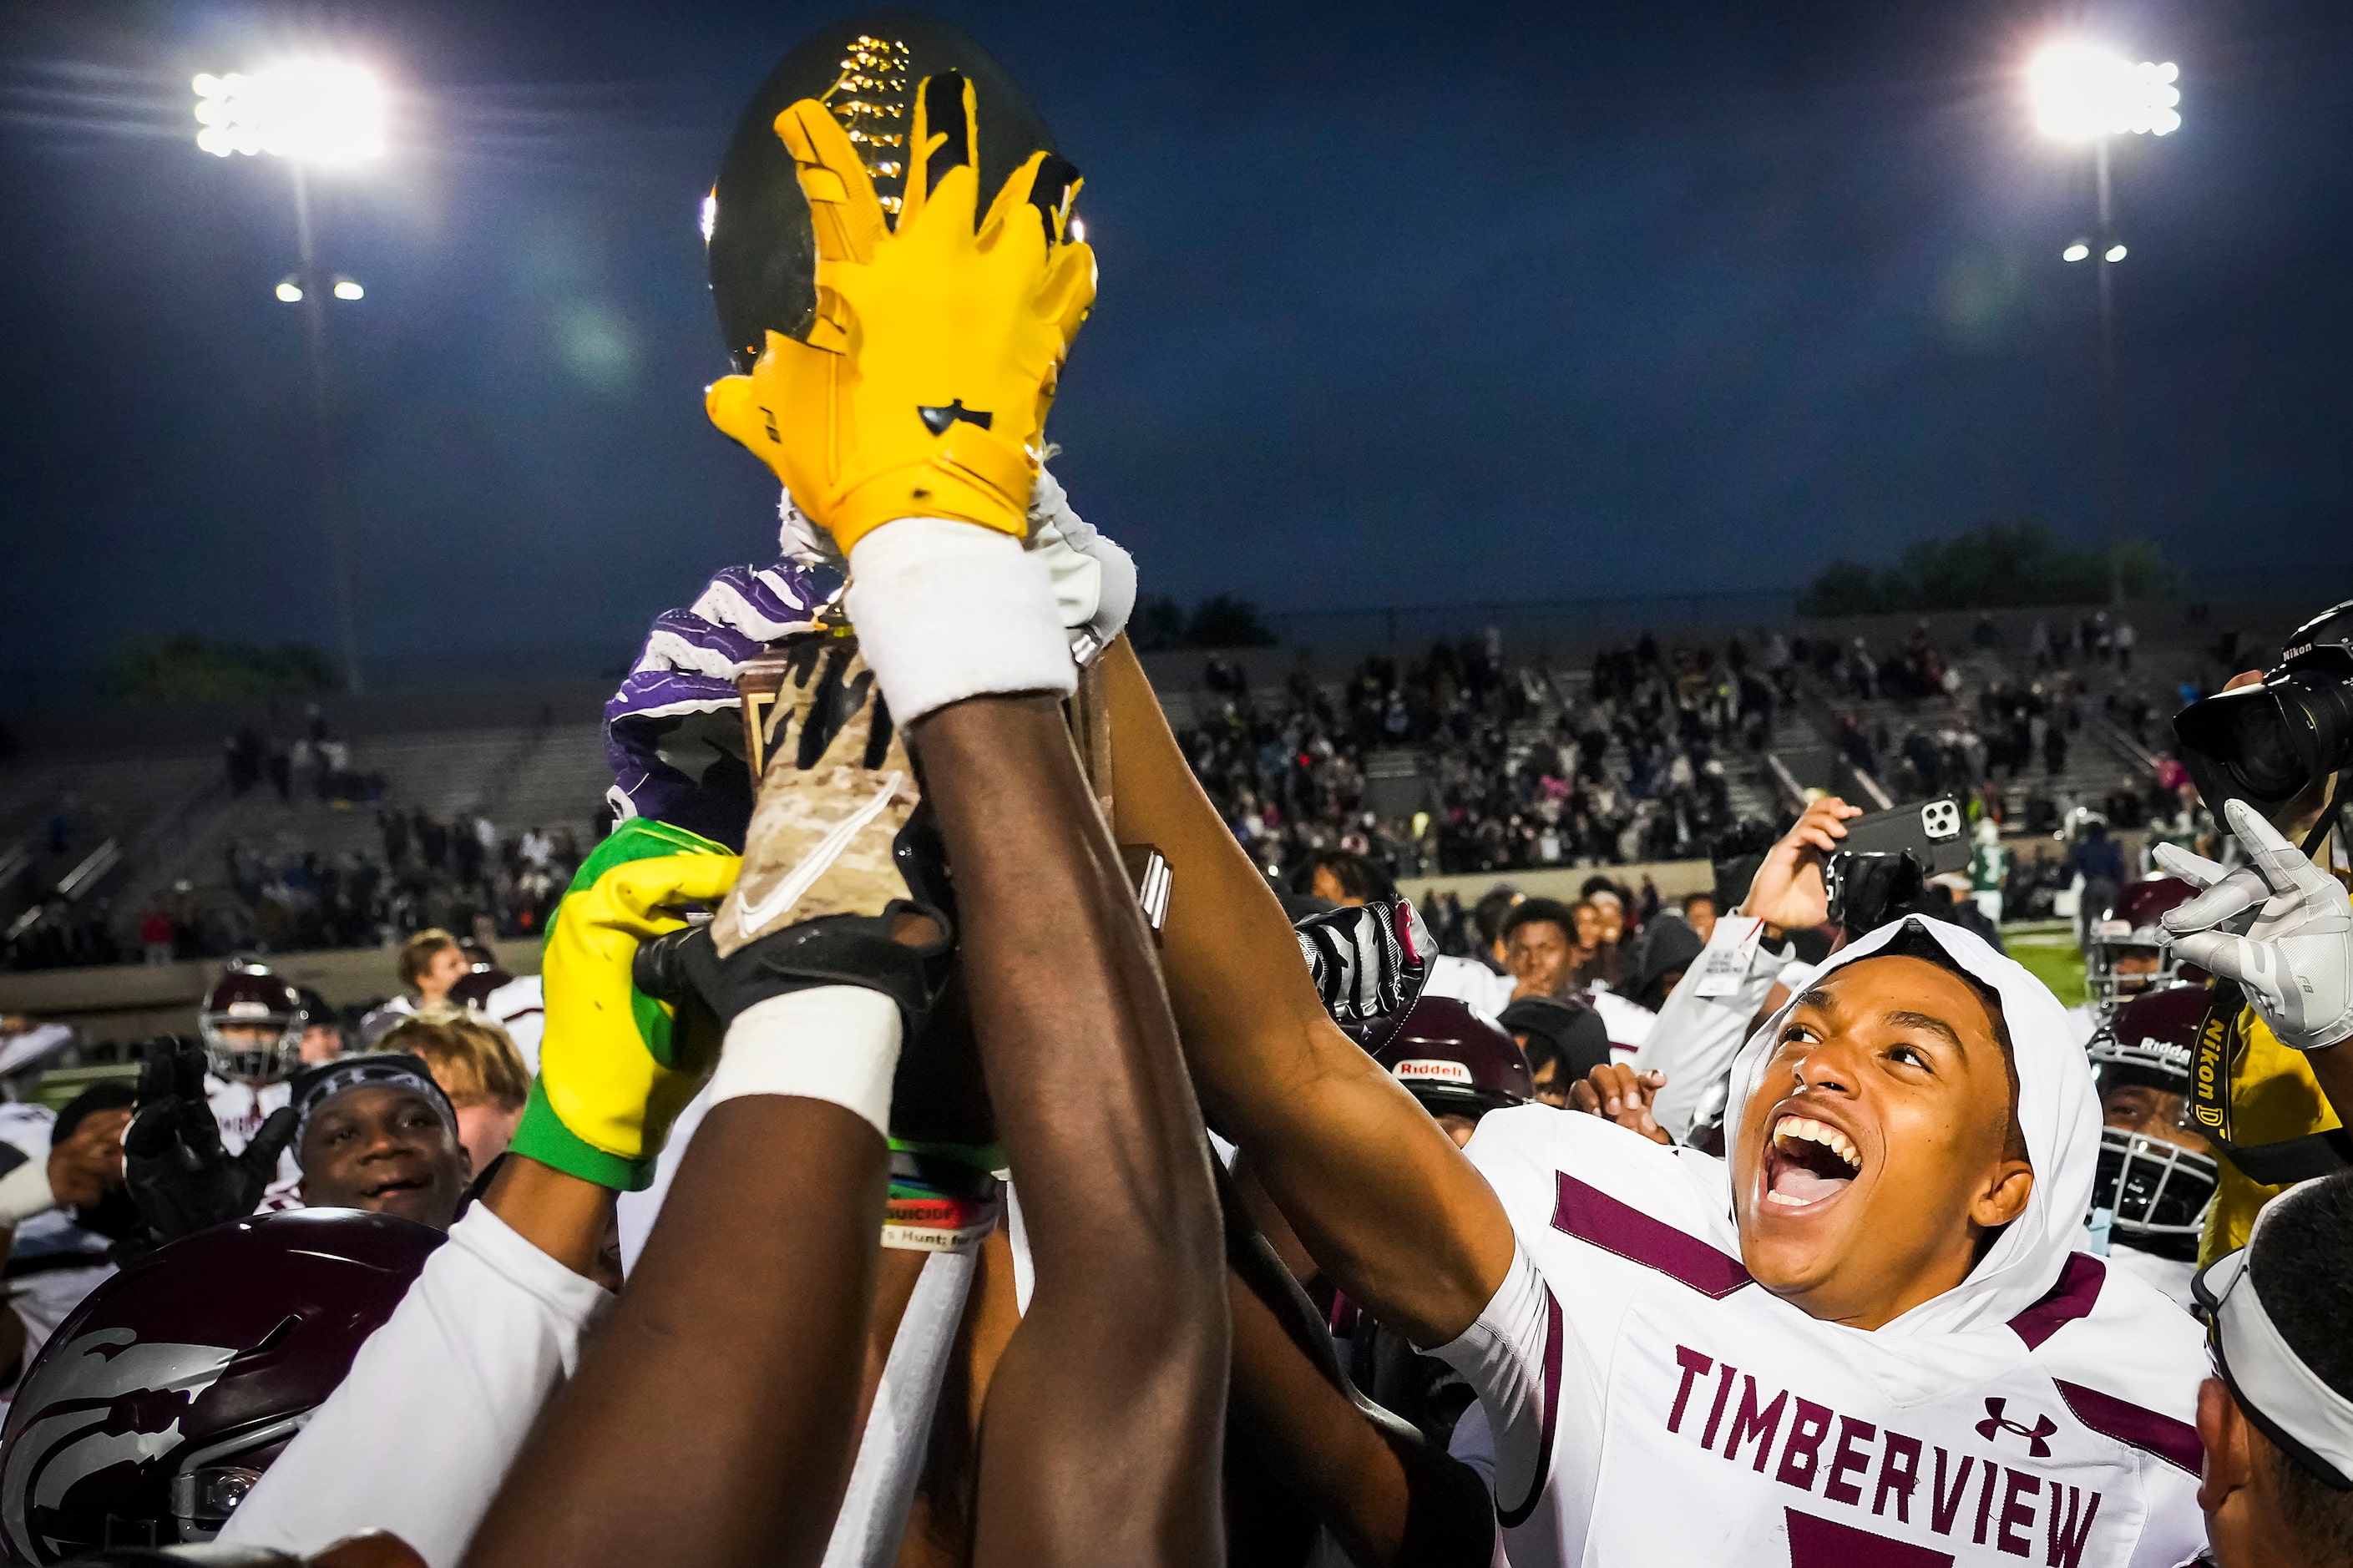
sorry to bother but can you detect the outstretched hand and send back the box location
[2157,797,2353,1052]
[1569,1063,1674,1146]
[122,1039,296,1242]
[46,1103,131,1208]
[1740,797,1860,935]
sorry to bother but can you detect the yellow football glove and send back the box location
[705,72,1097,554]
[509,819,742,1191]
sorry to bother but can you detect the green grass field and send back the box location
[2002,923,2088,1008]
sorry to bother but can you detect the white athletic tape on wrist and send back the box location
[845,518,1076,724]
[0,1156,58,1227]
[709,986,903,1138]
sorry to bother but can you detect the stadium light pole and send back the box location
[2027,43,2180,608]
[194,63,387,694]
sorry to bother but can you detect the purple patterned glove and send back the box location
[604,559,840,850]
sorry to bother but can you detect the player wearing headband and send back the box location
[2192,1172,2353,1568]
[284,1055,472,1230]
[1100,636,2208,1567]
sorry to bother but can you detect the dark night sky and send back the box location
[4,0,2351,686]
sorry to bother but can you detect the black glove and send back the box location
[120,1039,298,1247]
[1293,896,1433,1024]
[637,905,984,1146]
[636,903,950,1034]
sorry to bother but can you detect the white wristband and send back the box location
[0,1156,57,1227]
[844,518,1076,724]
[707,986,903,1138]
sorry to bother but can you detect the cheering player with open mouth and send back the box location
[1099,640,2209,1567]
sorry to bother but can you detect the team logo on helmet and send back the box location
[0,1329,236,1561]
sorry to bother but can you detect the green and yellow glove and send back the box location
[704,72,1096,555]
[509,818,743,1191]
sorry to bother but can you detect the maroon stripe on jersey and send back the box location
[1550,1173,1751,1298]
[2053,1378,2201,1475]
[1784,1508,1955,1566]
[2006,1252,2105,1350]
[1496,1285,1565,1529]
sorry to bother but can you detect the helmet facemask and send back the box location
[196,1015,299,1085]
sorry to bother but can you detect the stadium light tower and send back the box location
[194,63,387,694]
[2026,42,2180,606]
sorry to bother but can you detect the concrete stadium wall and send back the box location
[0,938,548,1045]
[5,859,1718,1041]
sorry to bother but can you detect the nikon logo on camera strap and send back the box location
[2191,979,2353,1186]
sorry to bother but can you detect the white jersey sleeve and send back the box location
[218,1203,613,1567]
[1423,955,1516,1019]
[1426,1246,1608,1532]
[1633,915,1788,1144]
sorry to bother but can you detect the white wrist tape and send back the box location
[708,986,903,1138]
[0,1156,58,1227]
[845,518,1076,723]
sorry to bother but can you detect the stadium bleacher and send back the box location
[0,593,2322,979]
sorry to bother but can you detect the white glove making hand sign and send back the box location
[2156,797,2353,1053]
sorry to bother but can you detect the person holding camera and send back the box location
[2162,600,2353,1265]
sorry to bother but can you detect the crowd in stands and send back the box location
[1177,630,1776,882]
[195,811,587,964]
[222,709,389,808]
[3,810,591,973]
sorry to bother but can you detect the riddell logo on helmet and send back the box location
[1393,1060,1474,1086]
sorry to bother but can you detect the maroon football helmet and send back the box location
[2086,983,2219,1262]
[2085,877,2198,1012]
[0,1210,443,1563]
[195,964,301,1085]
[444,969,514,1014]
[1369,995,1533,1116]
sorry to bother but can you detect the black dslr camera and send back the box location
[2173,599,2353,824]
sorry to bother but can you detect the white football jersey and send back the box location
[0,1104,114,1389]
[2101,1242,2197,1316]
[205,1075,300,1191]
[1432,918,2209,1568]
[1424,955,1516,1018]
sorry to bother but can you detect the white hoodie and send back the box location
[1432,916,2208,1567]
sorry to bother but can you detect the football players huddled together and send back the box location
[3,15,2353,1568]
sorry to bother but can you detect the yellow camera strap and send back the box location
[2193,979,2353,1186]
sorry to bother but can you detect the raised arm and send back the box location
[913,695,1227,1568]
[1101,637,1512,1346]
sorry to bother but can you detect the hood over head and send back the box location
[1718,915,2099,1338]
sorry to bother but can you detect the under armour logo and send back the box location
[1975,1397,2057,1458]
[917,400,992,435]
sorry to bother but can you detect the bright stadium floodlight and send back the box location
[2027,43,2181,140]
[195,58,390,696]
[2023,41,2180,609]
[193,62,387,163]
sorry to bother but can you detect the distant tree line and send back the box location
[1131,593,1281,651]
[1798,523,2175,619]
[99,635,338,705]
